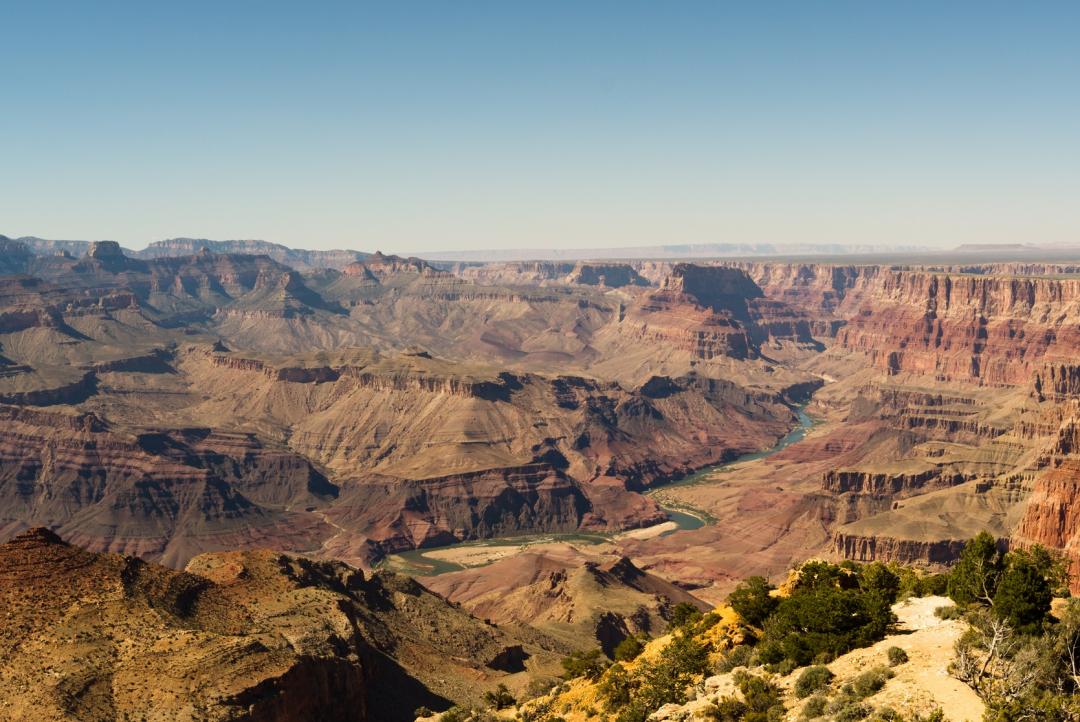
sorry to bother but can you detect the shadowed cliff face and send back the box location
[0,237,32,275]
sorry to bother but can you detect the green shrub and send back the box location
[993,553,1052,633]
[597,663,633,710]
[669,602,703,629]
[695,611,723,633]
[732,670,785,720]
[751,639,785,666]
[886,646,908,666]
[728,576,780,627]
[560,648,608,680]
[613,701,648,722]
[482,683,515,710]
[933,604,961,620]
[850,666,894,698]
[795,561,849,591]
[759,579,895,666]
[717,644,753,673]
[870,707,902,721]
[613,635,644,662]
[917,573,949,597]
[947,532,1003,605]
[800,695,827,719]
[794,665,834,698]
[707,697,748,721]
[440,708,468,722]
[831,702,871,721]
[859,563,900,605]
[413,707,433,719]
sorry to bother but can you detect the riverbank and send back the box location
[381,405,818,578]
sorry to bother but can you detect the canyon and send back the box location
[4,234,1080,716]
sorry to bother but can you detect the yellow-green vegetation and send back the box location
[518,606,745,722]
[514,558,938,722]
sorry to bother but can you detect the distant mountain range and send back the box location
[5,235,370,271]
[9,233,1080,268]
[417,242,934,262]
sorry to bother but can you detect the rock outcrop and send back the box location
[836,270,1080,385]
[0,237,31,275]
[137,237,369,270]
[0,529,551,721]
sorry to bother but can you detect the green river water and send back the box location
[384,406,817,576]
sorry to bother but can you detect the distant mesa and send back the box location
[86,240,125,260]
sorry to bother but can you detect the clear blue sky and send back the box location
[1,1,1078,252]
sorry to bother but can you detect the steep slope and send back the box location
[174,346,795,556]
[0,404,334,565]
[424,548,708,655]
[835,270,1080,385]
[0,529,555,722]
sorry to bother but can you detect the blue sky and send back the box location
[1,1,1078,252]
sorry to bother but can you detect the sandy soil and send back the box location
[614,520,679,540]
[423,544,532,566]
[790,595,985,721]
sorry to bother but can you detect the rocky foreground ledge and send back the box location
[0,528,545,722]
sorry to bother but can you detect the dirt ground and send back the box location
[787,595,984,721]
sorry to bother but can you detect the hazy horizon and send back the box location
[3,2,1078,252]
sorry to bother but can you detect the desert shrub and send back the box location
[794,560,851,591]
[482,683,515,710]
[414,707,433,719]
[951,600,1080,721]
[524,677,557,699]
[751,639,785,666]
[760,582,895,666]
[859,563,900,604]
[613,635,644,662]
[917,573,949,597]
[800,695,827,719]
[794,665,834,698]
[886,646,908,666]
[948,536,1064,633]
[695,611,724,633]
[597,663,633,710]
[669,601,703,629]
[727,576,779,627]
[911,711,945,722]
[992,553,1052,633]
[947,532,1003,605]
[773,657,798,676]
[440,708,468,722]
[707,697,748,721]
[613,702,648,722]
[850,666,894,698]
[829,701,871,721]
[600,630,711,721]
[717,644,753,673]
[635,632,710,707]
[869,707,902,721]
[895,566,948,599]
[934,604,961,620]
[560,648,608,680]
[732,670,785,721]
